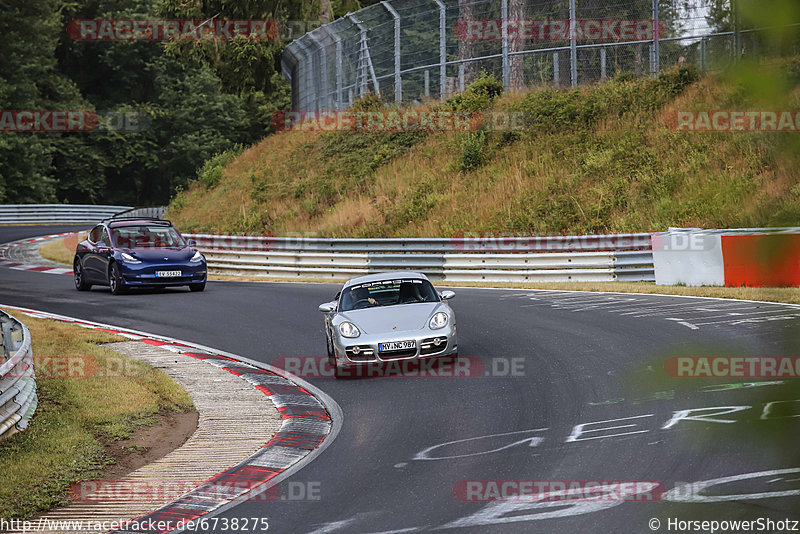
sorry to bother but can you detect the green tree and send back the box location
[0,0,92,203]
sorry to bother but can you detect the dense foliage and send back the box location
[1,0,797,207]
[0,0,372,206]
[167,60,800,237]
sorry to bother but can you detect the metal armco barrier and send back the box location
[0,310,36,441]
[114,206,166,219]
[0,204,133,224]
[186,233,656,282]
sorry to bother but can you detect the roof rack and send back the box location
[101,216,173,225]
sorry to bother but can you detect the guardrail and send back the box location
[113,207,166,219]
[186,233,655,282]
[0,204,133,224]
[0,310,36,441]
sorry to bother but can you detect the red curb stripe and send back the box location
[277,405,331,420]
[2,305,331,534]
[265,431,326,450]
[0,236,75,275]
[256,384,309,396]
[140,339,169,346]
[95,327,123,334]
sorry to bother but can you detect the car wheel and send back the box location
[73,261,91,291]
[326,330,334,358]
[109,263,127,295]
[189,281,206,292]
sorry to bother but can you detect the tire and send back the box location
[327,340,338,375]
[326,331,335,358]
[109,263,127,295]
[189,281,206,292]
[73,260,91,291]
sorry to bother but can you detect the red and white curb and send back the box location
[0,233,74,275]
[0,304,342,534]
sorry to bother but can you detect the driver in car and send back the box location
[352,286,378,307]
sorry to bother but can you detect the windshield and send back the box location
[339,278,439,311]
[111,225,186,249]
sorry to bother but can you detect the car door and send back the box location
[82,225,105,281]
[95,227,114,283]
[326,292,341,340]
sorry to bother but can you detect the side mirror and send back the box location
[318,302,336,313]
[440,290,455,300]
[187,239,197,246]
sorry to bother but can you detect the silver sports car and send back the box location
[318,272,457,378]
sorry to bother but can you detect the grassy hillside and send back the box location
[168,63,800,237]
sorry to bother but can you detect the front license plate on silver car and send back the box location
[379,340,415,352]
[156,270,182,277]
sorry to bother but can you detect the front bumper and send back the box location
[118,261,207,286]
[333,325,457,366]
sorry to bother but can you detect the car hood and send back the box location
[120,247,196,261]
[339,302,444,334]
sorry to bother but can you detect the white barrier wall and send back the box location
[652,232,725,286]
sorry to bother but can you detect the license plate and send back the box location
[379,340,415,352]
[156,270,182,277]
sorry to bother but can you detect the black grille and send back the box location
[345,345,375,361]
[420,337,448,356]
[379,348,417,360]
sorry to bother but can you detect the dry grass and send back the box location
[38,231,87,266]
[167,68,800,238]
[0,311,194,519]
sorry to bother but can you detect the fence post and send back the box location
[326,26,344,110]
[382,1,402,103]
[752,32,759,64]
[601,47,607,79]
[652,0,660,76]
[347,14,381,98]
[501,0,510,91]
[459,63,465,92]
[732,0,741,62]
[308,32,328,109]
[700,37,707,72]
[554,52,560,86]
[569,0,578,87]
[424,70,430,98]
[297,39,316,110]
[433,0,447,101]
[1,316,11,357]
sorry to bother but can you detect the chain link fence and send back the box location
[282,0,800,111]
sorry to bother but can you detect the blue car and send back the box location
[73,217,207,295]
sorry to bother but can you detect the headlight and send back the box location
[190,251,204,262]
[120,252,141,264]
[429,312,448,329]
[338,321,361,338]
